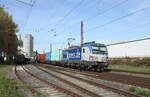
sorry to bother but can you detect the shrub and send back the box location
[136,88,150,96]
[110,57,150,67]
[129,86,150,96]
[129,86,136,92]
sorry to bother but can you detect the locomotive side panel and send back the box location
[62,48,81,61]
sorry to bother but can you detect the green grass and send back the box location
[109,58,150,67]
[108,64,150,73]
[33,92,48,97]
[129,86,150,96]
[0,65,25,97]
[0,65,49,97]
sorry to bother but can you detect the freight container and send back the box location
[51,49,62,61]
[45,52,51,61]
[39,54,45,62]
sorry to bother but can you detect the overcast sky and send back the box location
[1,0,150,53]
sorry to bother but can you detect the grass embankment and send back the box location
[0,65,48,97]
[111,58,150,66]
[0,65,25,97]
[108,64,150,96]
[109,58,150,73]
[108,64,150,73]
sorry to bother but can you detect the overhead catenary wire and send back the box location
[87,4,150,32]
[22,0,37,33]
[57,0,129,33]
[84,0,129,21]
[53,0,85,28]
[46,1,70,31]
[51,0,103,34]
[102,21,150,36]
[119,22,150,35]
[14,0,33,6]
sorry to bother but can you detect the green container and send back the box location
[51,49,62,61]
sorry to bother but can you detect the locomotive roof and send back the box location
[63,46,81,51]
[83,41,106,46]
[64,42,106,51]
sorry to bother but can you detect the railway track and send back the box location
[40,64,150,89]
[36,64,141,97]
[111,69,150,75]
[26,64,124,97]
[22,65,82,97]
[14,65,38,94]
[34,65,103,97]
[81,71,150,89]
[77,71,150,88]
[15,65,77,97]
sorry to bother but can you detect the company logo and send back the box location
[68,52,81,58]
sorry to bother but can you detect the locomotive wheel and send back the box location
[97,68,100,72]
[100,68,104,72]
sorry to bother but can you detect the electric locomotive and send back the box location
[35,41,109,71]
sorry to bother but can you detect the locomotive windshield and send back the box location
[92,45,107,54]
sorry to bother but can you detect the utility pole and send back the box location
[81,20,84,46]
[50,43,52,53]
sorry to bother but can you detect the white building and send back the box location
[17,34,34,58]
[17,33,24,54]
[107,38,150,58]
[23,34,33,57]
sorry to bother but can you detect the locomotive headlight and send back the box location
[102,56,107,62]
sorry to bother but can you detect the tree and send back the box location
[0,7,19,63]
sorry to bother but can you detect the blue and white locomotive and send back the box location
[61,41,108,71]
[37,41,109,71]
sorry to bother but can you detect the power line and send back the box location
[104,21,150,36]
[57,0,128,33]
[84,0,128,21]
[47,0,72,29]
[53,0,85,28]
[88,4,150,31]
[15,0,33,6]
[56,0,103,33]
[22,0,37,32]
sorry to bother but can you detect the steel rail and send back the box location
[22,65,83,97]
[35,65,102,97]
[14,65,37,94]
[39,64,141,97]
[40,64,150,88]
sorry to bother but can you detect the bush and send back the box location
[129,86,136,92]
[129,86,150,96]
[110,57,150,67]
[136,88,150,96]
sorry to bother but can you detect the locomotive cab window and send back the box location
[63,54,67,58]
[83,48,85,53]
[92,45,107,54]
